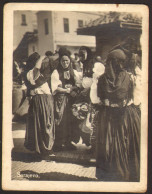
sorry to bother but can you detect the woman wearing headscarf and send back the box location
[79,46,93,77]
[96,49,140,181]
[51,48,77,151]
[23,52,55,160]
[77,46,94,100]
[71,46,95,146]
[110,36,141,74]
[72,46,94,100]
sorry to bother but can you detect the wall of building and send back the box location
[53,11,100,54]
[13,11,37,51]
[36,11,101,56]
[53,11,100,36]
[37,11,55,56]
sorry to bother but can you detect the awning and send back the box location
[77,21,142,36]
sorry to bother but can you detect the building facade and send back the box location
[36,11,101,56]
[14,11,101,62]
[13,11,37,51]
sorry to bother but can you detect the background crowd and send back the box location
[12,37,141,181]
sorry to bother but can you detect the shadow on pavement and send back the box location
[12,151,42,163]
[18,170,98,181]
[12,136,96,166]
[12,150,96,166]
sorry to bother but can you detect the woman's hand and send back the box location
[57,86,70,93]
[66,88,71,93]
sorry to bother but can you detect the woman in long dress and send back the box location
[96,49,140,181]
[24,52,55,159]
[71,46,94,146]
[51,49,77,151]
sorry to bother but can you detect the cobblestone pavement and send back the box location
[12,122,98,181]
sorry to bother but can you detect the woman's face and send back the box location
[61,55,70,69]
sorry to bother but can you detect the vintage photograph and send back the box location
[2,3,148,192]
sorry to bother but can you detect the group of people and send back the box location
[17,39,141,181]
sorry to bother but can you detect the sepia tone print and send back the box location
[2,3,148,192]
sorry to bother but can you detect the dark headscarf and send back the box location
[98,49,132,103]
[57,48,75,86]
[58,47,71,60]
[79,46,93,62]
[105,49,127,81]
[45,50,53,57]
[23,52,40,93]
[50,47,72,76]
[24,52,40,72]
[79,46,93,77]
[110,37,141,73]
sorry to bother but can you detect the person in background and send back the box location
[94,55,102,63]
[40,50,57,90]
[74,53,80,62]
[51,48,77,151]
[110,36,141,74]
[110,37,142,108]
[72,52,83,89]
[23,52,55,160]
[96,49,140,181]
[73,52,83,72]
[45,50,53,57]
[71,46,94,147]
[79,46,94,79]
[12,60,28,121]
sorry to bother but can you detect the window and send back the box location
[21,14,27,26]
[78,20,83,28]
[63,18,69,33]
[44,18,49,35]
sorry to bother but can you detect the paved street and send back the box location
[12,121,98,181]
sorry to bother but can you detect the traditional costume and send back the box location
[70,46,94,146]
[51,50,77,151]
[96,49,141,181]
[24,52,55,158]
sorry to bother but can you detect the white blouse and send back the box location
[51,70,62,94]
[51,69,83,95]
[90,62,105,104]
[27,68,51,95]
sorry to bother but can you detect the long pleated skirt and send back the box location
[24,94,55,155]
[96,104,140,181]
[54,94,72,147]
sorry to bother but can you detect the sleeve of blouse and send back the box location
[73,69,83,88]
[35,56,45,69]
[26,68,40,85]
[51,70,62,94]
[90,75,101,104]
